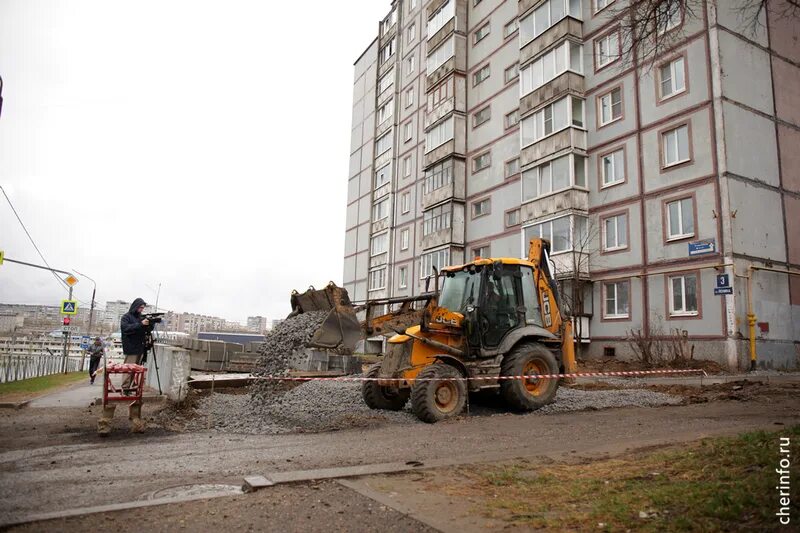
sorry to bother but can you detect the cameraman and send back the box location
[98,297,149,435]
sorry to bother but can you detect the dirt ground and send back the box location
[1,378,798,531]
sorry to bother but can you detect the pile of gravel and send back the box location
[537,387,682,414]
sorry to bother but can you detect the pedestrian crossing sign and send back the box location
[60,300,78,315]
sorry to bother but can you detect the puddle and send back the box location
[142,483,243,500]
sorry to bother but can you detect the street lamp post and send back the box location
[73,269,96,372]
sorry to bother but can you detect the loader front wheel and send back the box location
[362,364,410,411]
[411,363,466,423]
[500,342,559,411]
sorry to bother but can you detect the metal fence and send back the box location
[0,355,85,384]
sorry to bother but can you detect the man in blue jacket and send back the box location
[98,298,150,435]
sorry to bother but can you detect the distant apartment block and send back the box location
[247,316,269,333]
[343,0,800,368]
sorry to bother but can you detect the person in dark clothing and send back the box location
[87,337,104,385]
[98,298,149,435]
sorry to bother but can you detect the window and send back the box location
[520,0,583,46]
[662,124,690,167]
[603,281,630,318]
[368,268,386,291]
[505,158,520,177]
[473,64,490,86]
[423,203,452,236]
[472,198,490,218]
[473,151,491,173]
[595,30,619,68]
[428,0,455,37]
[375,130,393,155]
[603,213,628,251]
[522,154,587,201]
[375,163,392,188]
[372,198,390,221]
[427,36,455,74]
[505,208,521,227]
[595,0,613,12]
[406,55,415,75]
[377,99,394,124]
[405,87,414,108]
[666,196,694,240]
[657,0,682,34]
[472,245,490,258]
[423,160,454,194]
[473,106,491,127]
[379,38,395,64]
[400,228,410,250]
[403,155,412,177]
[406,23,416,46]
[523,214,587,254]
[398,266,408,289]
[425,117,454,152]
[428,78,452,110]
[520,40,583,96]
[381,9,397,36]
[504,62,519,83]
[669,274,698,316]
[378,69,394,94]
[521,96,584,146]
[504,108,520,129]
[598,87,622,126]
[659,56,686,99]
[601,148,625,187]
[404,121,413,142]
[504,18,518,38]
[401,192,411,214]
[474,23,490,44]
[421,248,450,279]
[370,233,388,256]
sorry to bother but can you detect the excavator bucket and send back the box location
[289,282,361,353]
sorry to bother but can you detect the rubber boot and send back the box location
[129,403,145,433]
[98,405,116,436]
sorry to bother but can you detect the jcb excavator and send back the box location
[289,237,575,423]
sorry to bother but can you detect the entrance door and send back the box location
[480,265,522,347]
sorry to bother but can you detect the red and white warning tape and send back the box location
[250,368,707,383]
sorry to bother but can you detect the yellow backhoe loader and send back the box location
[361,237,576,423]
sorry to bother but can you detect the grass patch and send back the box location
[0,372,86,400]
[460,426,800,531]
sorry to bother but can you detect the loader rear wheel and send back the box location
[361,364,410,411]
[500,342,559,411]
[410,363,466,423]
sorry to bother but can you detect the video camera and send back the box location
[142,312,164,330]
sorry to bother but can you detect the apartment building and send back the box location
[344,0,800,369]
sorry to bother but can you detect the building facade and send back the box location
[344,0,800,369]
[247,316,269,333]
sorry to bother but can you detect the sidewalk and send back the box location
[27,380,100,408]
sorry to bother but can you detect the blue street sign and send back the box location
[688,239,716,256]
[80,335,91,350]
[716,274,730,289]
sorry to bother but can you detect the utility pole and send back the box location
[62,285,73,373]
[74,270,96,371]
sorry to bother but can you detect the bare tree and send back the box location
[605,0,800,69]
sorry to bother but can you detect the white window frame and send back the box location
[504,62,519,83]
[473,64,490,86]
[657,0,682,35]
[522,153,587,201]
[423,202,452,237]
[400,228,410,250]
[375,162,392,188]
[473,151,491,173]
[377,99,394,125]
[474,22,490,44]
[403,155,412,177]
[379,37,395,64]
[375,130,393,155]
[401,192,411,214]
[519,0,583,46]
[662,124,690,167]
[505,158,520,177]
[599,87,622,126]
[428,0,455,38]
[378,69,394,94]
[595,30,619,69]
[601,148,625,187]
[368,268,387,291]
[398,266,408,289]
[594,0,613,13]
[603,280,630,319]
[505,208,521,227]
[602,213,628,251]
[425,117,454,153]
[427,36,455,75]
[666,197,694,241]
[521,95,585,146]
[520,40,583,96]
[473,106,491,127]
[472,245,490,259]
[370,232,389,256]
[407,22,416,46]
[420,248,450,279]
[372,198,390,222]
[404,121,413,142]
[406,55,415,75]
[472,198,490,218]
[505,108,520,128]
[659,56,686,100]
[522,214,588,255]
[504,18,519,38]
[405,87,414,109]
[669,274,699,316]
[423,160,454,195]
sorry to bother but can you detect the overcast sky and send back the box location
[0,0,388,323]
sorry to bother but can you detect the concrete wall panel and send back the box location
[722,102,780,187]
[719,31,774,115]
[728,179,786,261]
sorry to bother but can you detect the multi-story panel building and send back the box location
[344,0,800,369]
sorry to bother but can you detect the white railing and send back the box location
[0,354,85,384]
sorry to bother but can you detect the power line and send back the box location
[0,184,69,291]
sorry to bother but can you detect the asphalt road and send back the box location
[1,390,798,526]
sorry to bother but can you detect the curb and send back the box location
[0,400,31,410]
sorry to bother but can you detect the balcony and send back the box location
[427,15,456,49]
[520,71,584,117]
[521,187,589,224]
[520,17,583,66]
[372,216,390,234]
[369,252,388,269]
[521,127,587,167]
[424,114,466,168]
[551,251,591,281]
